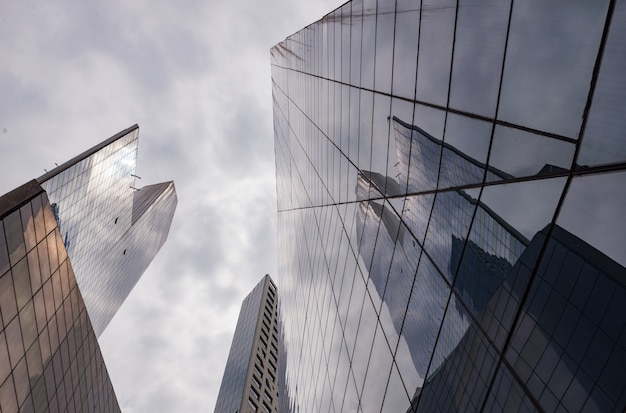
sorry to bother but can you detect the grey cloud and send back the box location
[0,72,48,123]
[217,101,275,178]
[35,2,212,95]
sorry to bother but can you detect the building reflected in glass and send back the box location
[272,0,626,411]
[214,275,281,413]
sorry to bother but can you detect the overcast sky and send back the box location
[0,1,341,411]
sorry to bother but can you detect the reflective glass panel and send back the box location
[392,0,420,99]
[488,126,575,181]
[557,171,626,267]
[415,0,456,106]
[449,0,509,117]
[578,0,626,166]
[498,0,609,138]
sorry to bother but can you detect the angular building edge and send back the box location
[34,125,177,337]
[1,180,122,412]
[36,124,139,185]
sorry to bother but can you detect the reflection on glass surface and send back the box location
[449,0,509,117]
[488,126,576,181]
[420,223,626,412]
[38,129,177,336]
[393,116,511,193]
[350,0,363,86]
[0,183,121,412]
[415,0,456,106]
[578,0,626,166]
[374,1,395,94]
[360,0,377,90]
[360,324,393,411]
[557,171,626,267]
[272,0,626,410]
[443,114,492,177]
[392,0,420,100]
[498,0,609,138]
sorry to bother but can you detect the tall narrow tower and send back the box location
[214,275,280,413]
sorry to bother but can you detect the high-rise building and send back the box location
[214,275,281,413]
[1,180,121,413]
[37,125,177,336]
[0,125,176,412]
[272,1,626,412]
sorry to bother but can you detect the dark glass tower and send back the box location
[37,125,177,336]
[0,180,121,413]
[272,0,626,411]
[214,275,281,413]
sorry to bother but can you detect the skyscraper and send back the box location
[214,275,281,413]
[272,0,626,411]
[37,125,177,336]
[1,180,121,413]
[0,125,176,412]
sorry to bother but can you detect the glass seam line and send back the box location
[270,63,577,145]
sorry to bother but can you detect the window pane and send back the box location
[498,0,609,138]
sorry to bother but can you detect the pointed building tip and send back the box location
[131,180,177,225]
[137,180,176,191]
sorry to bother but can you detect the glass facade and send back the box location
[271,1,626,411]
[214,275,281,413]
[38,126,177,336]
[0,180,120,413]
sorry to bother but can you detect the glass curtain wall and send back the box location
[38,128,177,336]
[272,0,626,411]
[0,181,121,413]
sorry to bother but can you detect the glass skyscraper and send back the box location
[272,0,626,411]
[1,180,121,413]
[214,275,281,413]
[37,125,177,336]
[0,125,176,412]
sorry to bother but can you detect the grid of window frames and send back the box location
[246,278,280,413]
[272,0,626,411]
[39,128,177,337]
[0,181,121,413]
[214,276,281,413]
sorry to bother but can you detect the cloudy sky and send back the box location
[0,1,341,411]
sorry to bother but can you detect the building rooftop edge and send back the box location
[0,179,45,219]
[36,124,140,184]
